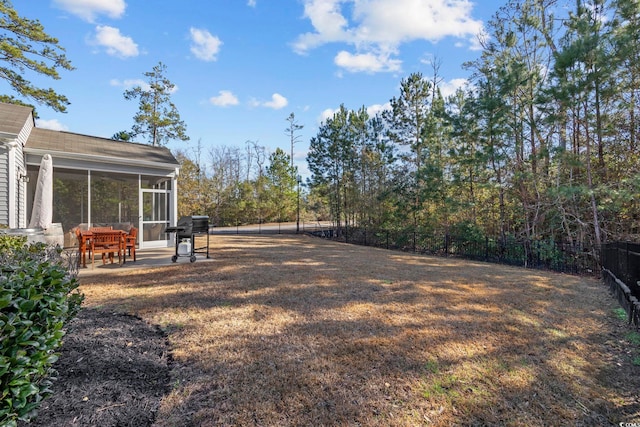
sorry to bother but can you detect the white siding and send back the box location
[15,120,30,228]
[2,113,33,228]
[0,144,8,225]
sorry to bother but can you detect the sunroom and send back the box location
[1,102,181,249]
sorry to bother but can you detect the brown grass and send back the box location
[78,234,640,426]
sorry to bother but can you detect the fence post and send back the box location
[626,242,631,285]
[485,236,489,261]
[445,234,449,257]
[610,243,617,277]
[413,232,416,253]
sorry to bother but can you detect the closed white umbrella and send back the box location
[28,154,53,230]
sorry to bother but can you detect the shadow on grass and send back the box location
[76,235,639,426]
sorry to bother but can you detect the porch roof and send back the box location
[25,128,180,168]
[0,102,33,137]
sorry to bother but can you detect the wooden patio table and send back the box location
[79,229,128,268]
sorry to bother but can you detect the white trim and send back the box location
[24,147,179,170]
[25,156,177,178]
[87,170,91,226]
[6,139,17,228]
[171,174,178,246]
[139,188,172,249]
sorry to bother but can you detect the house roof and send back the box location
[26,127,180,166]
[0,102,34,136]
[0,101,179,168]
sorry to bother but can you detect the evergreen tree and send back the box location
[307,105,353,228]
[111,131,132,141]
[0,0,74,112]
[446,87,485,226]
[382,72,432,228]
[266,148,297,222]
[124,62,189,147]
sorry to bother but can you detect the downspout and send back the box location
[170,167,179,248]
[6,139,20,228]
[173,167,179,227]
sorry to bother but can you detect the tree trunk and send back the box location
[583,102,602,247]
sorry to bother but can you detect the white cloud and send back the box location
[439,78,468,98]
[318,108,336,124]
[352,0,483,44]
[93,25,139,58]
[110,78,149,90]
[209,90,239,107]
[251,93,288,109]
[247,0,257,6]
[318,102,390,125]
[263,93,288,109]
[334,50,401,73]
[294,0,484,73]
[52,0,125,22]
[293,0,349,53]
[366,102,390,117]
[36,119,68,131]
[190,28,222,62]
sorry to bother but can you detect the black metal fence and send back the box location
[601,242,640,327]
[308,227,600,277]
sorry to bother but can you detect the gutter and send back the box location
[24,147,180,171]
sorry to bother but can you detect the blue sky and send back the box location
[9,0,504,177]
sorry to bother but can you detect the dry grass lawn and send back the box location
[78,234,640,426]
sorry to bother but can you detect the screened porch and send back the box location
[25,165,176,249]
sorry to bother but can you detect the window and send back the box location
[90,172,139,225]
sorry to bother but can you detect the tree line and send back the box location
[306,0,640,249]
[3,0,637,246]
[177,139,302,227]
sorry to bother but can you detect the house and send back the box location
[0,102,180,249]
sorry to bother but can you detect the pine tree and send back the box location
[307,105,353,228]
[124,62,189,146]
[266,148,297,222]
[382,72,432,228]
[0,0,74,112]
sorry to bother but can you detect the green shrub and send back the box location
[0,236,83,426]
[0,235,27,257]
[448,220,485,245]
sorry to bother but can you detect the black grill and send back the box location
[176,215,209,237]
[166,215,210,262]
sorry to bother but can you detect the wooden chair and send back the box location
[90,231,125,269]
[126,227,138,262]
[90,226,113,232]
[76,228,91,267]
[89,227,116,263]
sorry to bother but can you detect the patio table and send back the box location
[79,229,128,268]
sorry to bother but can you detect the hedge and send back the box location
[0,235,83,426]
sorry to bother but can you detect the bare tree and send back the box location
[285,112,304,169]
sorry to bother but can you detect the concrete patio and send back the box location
[77,246,214,277]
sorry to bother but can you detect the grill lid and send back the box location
[176,215,209,234]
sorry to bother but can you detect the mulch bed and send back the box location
[20,308,171,427]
